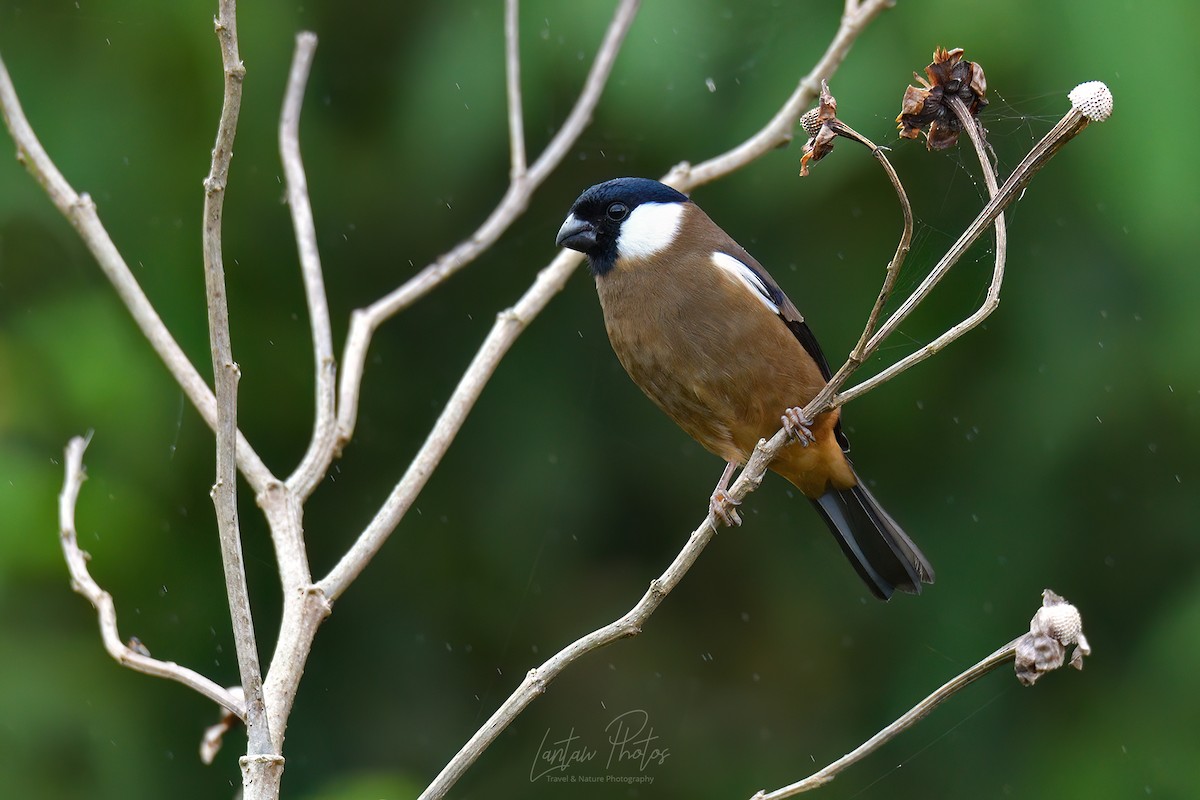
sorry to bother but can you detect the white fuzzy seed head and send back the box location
[1032,603,1083,644]
[1069,81,1113,122]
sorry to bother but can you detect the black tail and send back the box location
[811,480,934,600]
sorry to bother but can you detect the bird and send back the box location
[556,176,933,600]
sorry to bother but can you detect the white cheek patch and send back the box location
[711,251,780,314]
[616,202,685,261]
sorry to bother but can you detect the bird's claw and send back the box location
[709,488,742,527]
[782,407,816,447]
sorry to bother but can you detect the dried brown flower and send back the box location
[1014,589,1092,687]
[799,81,839,176]
[897,47,988,150]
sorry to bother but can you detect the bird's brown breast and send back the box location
[595,209,855,497]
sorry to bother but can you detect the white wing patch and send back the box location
[711,251,780,314]
[616,202,685,261]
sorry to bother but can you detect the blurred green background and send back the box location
[2,1,1197,798]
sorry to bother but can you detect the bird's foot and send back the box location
[782,406,816,447]
[709,460,742,527]
[709,487,742,527]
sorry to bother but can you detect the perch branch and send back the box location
[57,435,246,719]
[417,77,1111,799]
[282,32,338,503]
[753,589,1091,798]
[201,0,271,759]
[410,5,897,797]
[333,0,641,457]
[0,52,275,496]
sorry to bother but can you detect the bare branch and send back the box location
[334,0,641,453]
[57,435,246,719]
[280,31,337,503]
[321,248,578,600]
[504,0,527,178]
[0,53,276,496]
[662,0,892,192]
[757,642,1019,798]
[202,0,270,757]
[753,590,1091,798]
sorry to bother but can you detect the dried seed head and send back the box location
[1068,80,1113,122]
[896,47,989,150]
[1014,589,1092,686]
[800,108,823,139]
[799,80,840,176]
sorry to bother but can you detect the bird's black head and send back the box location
[556,177,690,276]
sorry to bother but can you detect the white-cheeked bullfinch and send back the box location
[556,177,933,600]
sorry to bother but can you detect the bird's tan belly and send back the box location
[606,311,824,461]
[596,262,856,498]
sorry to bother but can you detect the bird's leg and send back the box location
[709,460,743,527]
[782,406,816,446]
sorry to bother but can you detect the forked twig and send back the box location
[834,84,1108,406]
[332,0,642,458]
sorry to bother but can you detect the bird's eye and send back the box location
[606,202,629,221]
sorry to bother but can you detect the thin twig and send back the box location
[754,639,1020,798]
[333,0,641,454]
[504,0,527,179]
[201,0,271,759]
[281,31,337,504]
[827,120,914,358]
[0,52,275,495]
[57,435,246,718]
[322,252,575,601]
[661,0,891,191]
[754,589,1092,798]
[834,97,1097,406]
